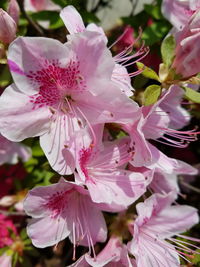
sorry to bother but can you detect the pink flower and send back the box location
[172,10,200,77]
[0,213,17,248]
[0,134,31,165]
[128,193,199,267]
[24,0,60,12]
[75,129,150,210]
[23,177,107,253]
[0,8,16,44]
[123,86,198,167]
[162,0,200,30]
[0,32,139,175]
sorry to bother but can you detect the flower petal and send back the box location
[60,5,85,34]
[8,36,70,95]
[0,84,50,141]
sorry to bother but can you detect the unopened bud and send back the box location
[7,0,20,25]
[0,8,16,44]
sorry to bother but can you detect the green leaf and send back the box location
[192,250,200,266]
[32,144,44,157]
[136,62,160,81]
[51,0,66,7]
[142,21,171,46]
[183,87,200,103]
[161,35,176,67]
[144,4,163,20]
[144,84,161,106]
[0,65,12,87]
[30,11,64,29]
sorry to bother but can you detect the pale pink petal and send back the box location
[0,84,50,141]
[85,236,123,266]
[67,193,107,246]
[147,143,179,174]
[85,169,149,210]
[0,253,12,267]
[112,63,134,97]
[150,172,180,195]
[129,234,180,267]
[162,0,192,29]
[60,5,85,34]
[67,31,115,94]
[40,114,77,175]
[86,23,108,43]
[159,85,190,129]
[27,216,70,248]
[126,119,153,167]
[8,37,70,95]
[77,87,140,125]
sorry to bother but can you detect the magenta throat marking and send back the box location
[29,59,86,109]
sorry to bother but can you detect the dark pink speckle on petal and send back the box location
[29,59,86,109]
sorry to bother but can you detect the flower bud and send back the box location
[172,10,200,78]
[0,8,16,44]
[7,0,20,25]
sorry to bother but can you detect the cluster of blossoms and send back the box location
[0,0,200,266]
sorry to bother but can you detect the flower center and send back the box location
[29,59,86,109]
[46,188,74,218]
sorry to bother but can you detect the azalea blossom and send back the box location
[128,193,199,266]
[123,86,198,167]
[0,31,139,175]
[75,128,151,210]
[24,177,107,258]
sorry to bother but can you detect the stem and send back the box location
[16,0,44,36]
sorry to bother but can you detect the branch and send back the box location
[16,0,44,36]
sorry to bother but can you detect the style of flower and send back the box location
[128,193,199,267]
